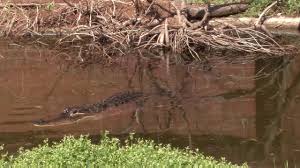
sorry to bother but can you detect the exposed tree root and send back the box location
[0,0,294,61]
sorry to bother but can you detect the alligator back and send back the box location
[103,91,143,106]
[63,91,144,115]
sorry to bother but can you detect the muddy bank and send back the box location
[0,0,293,61]
[4,0,79,3]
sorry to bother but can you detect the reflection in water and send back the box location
[0,40,299,167]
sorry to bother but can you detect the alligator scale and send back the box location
[33,91,144,127]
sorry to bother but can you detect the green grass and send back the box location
[187,0,300,16]
[246,0,300,16]
[0,134,247,167]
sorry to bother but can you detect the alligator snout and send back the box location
[32,119,47,126]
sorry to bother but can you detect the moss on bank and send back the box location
[0,135,247,167]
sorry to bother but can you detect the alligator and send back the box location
[33,87,255,128]
[33,91,145,128]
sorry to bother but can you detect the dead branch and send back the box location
[255,1,278,37]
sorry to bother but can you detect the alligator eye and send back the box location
[63,107,72,114]
[62,107,78,117]
[69,110,78,117]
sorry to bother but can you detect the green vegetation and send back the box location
[246,0,300,16]
[0,134,247,167]
[189,0,300,16]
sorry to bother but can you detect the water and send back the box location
[0,38,299,167]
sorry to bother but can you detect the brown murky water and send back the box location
[0,38,299,167]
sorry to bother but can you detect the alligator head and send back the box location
[32,106,102,127]
[32,91,144,127]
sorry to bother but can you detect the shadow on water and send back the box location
[0,39,299,167]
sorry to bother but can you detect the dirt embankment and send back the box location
[4,0,300,32]
[5,0,79,3]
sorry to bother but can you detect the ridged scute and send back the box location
[63,91,143,116]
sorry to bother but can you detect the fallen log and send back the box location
[183,2,250,21]
[211,17,300,32]
[0,1,249,21]
[141,1,250,29]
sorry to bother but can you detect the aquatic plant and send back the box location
[0,134,247,167]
